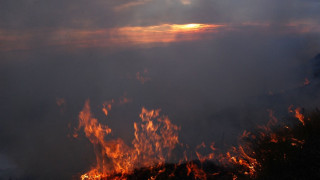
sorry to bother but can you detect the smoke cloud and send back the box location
[1,0,320,179]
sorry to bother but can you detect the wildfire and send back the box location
[75,100,180,179]
[74,101,310,179]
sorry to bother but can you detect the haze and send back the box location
[1,0,320,179]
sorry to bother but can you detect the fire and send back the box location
[288,105,305,125]
[186,162,207,180]
[195,142,216,164]
[74,102,310,179]
[102,100,113,117]
[75,100,180,179]
[75,100,112,145]
[223,145,259,177]
[294,108,305,126]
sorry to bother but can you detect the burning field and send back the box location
[72,99,320,180]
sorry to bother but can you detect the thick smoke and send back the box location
[0,0,320,179]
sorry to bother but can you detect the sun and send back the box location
[183,24,201,29]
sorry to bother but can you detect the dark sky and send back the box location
[1,0,320,179]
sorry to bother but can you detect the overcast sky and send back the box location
[1,0,320,179]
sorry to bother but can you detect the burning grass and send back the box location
[75,101,320,180]
[248,109,320,179]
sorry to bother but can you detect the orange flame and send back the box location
[74,102,310,179]
[76,100,180,179]
[186,162,207,180]
[224,145,259,177]
[195,142,216,164]
[288,105,305,126]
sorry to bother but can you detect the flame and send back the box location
[195,142,216,163]
[186,162,207,180]
[223,146,259,177]
[102,100,113,117]
[75,102,309,179]
[76,100,180,179]
[288,105,305,126]
[294,108,305,126]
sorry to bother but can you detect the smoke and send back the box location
[0,0,320,179]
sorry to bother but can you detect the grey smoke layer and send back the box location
[1,0,320,179]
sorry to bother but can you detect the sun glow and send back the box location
[0,23,225,50]
[177,23,201,29]
[115,23,225,44]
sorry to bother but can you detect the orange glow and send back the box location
[56,98,65,107]
[267,109,278,127]
[294,108,305,126]
[2,21,320,51]
[102,100,114,117]
[304,78,310,86]
[118,95,132,105]
[136,69,151,84]
[0,23,224,51]
[56,98,66,113]
[285,20,320,33]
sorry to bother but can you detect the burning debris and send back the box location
[74,101,320,180]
